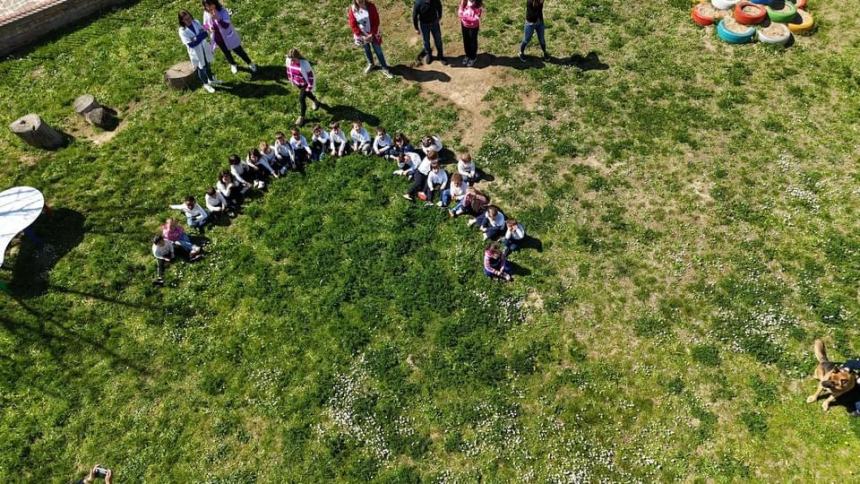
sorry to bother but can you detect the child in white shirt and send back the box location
[457,152,478,184]
[330,122,348,157]
[440,173,468,207]
[350,121,372,155]
[394,151,421,177]
[289,127,312,168]
[310,124,330,162]
[273,131,295,173]
[425,160,448,204]
[373,126,393,157]
[420,134,443,156]
[503,218,526,255]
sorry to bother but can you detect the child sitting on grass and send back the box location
[330,122,349,157]
[350,120,373,155]
[450,185,489,218]
[404,149,436,201]
[389,132,414,160]
[169,195,208,234]
[471,204,506,240]
[273,131,295,173]
[457,152,478,184]
[440,172,468,207]
[228,154,255,191]
[425,160,448,204]
[311,124,330,162]
[373,126,393,157]
[217,171,245,209]
[420,134,443,156]
[161,218,202,260]
[484,242,512,282]
[205,187,234,218]
[247,148,278,187]
[289,127,312,169]
[503,218,526,255]
[394,151,421,176]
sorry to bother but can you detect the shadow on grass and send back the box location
[220,80,289,99]
[389,65,451,82]
[518,235,543,253]
[325,105,380,126]
[246,64,289,83]
[446,51,609,72]
[0,298,149,375]
[9,208,85,298]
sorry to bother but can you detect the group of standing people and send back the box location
[177,0,549,94]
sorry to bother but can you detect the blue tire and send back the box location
[716,19,756,44]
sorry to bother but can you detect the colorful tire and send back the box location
[749,0,772,4]
[692,3,717,26]
[766,2,798,23]
[787,9,814,34]
[711,0,739,9]
[796,0,807,8]
[757,23,791,44]
[716,17,756,43]
[734,1,767,24]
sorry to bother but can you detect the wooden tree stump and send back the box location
[73,94,100,116]
[165,61,198,90]
[74,94,118,130]
[9,114,65,150]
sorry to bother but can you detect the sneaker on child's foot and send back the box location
[466,58,476,67]
[482,233,489,240]
[402,194,413,201]
[467,218,477,227]
[381,68,394,79]
[312,99,319,111]
[518,52,526,62]
[462,56,469,65]
[542,51,550,60]
[436,201,444,207]
[202,83,216,93]
[249,63,258,73]
[153,278,164,287]
[230,64,239,74]
[424,53,432,64]
[296,116,305,127]
[364,63,375,74]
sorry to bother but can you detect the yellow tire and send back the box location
[787,9,814,34]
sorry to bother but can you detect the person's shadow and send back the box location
[390,64,451,82]
[325,105,381,126]
[451,51,609,72]
[8,208,86,298]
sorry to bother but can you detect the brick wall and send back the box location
[0,0,128,57]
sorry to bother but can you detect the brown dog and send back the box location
[807,339,857,411]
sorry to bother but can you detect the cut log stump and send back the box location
[9,114,65,150]
[165,61,198,90]
[74,94,118,130]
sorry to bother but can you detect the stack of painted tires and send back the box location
[691,0,815,46]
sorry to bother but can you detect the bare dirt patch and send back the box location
[64,101,137,146]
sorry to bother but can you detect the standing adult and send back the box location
[286,48,321,127]
[458,0,483,67]
[177,10,217,93]
[202,0,257,74]
[412,0,446,65]
[519,0,548,61]
[348,0,394,78]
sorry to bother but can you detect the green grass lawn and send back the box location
[2,0,860,480]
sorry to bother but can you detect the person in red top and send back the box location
[347,0,394,78]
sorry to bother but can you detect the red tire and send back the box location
[734,1,766,24]
[691,3,716,26]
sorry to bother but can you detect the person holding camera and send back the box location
[76,464,113,484]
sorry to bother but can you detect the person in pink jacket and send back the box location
[458,0,483,67]
[202,0,257,75]
[286,48,322,127]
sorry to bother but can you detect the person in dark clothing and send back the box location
[520,0,548,60]
[412,0,446,65]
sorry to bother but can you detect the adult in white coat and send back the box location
[178,10,218,93]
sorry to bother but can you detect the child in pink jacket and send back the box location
[458,0,483,66]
